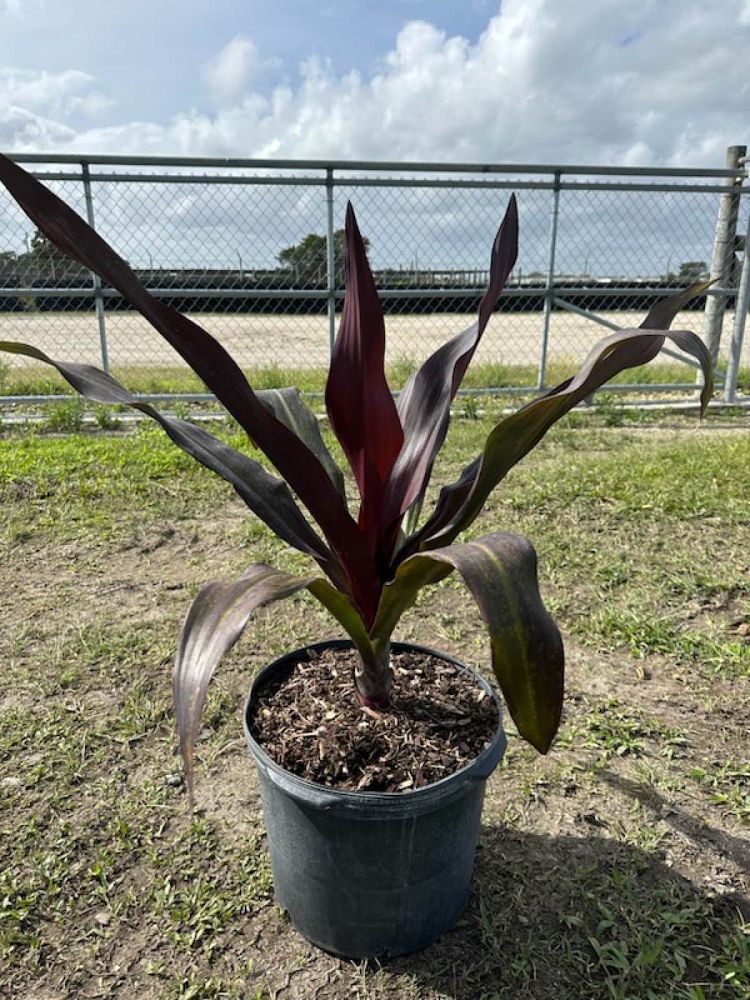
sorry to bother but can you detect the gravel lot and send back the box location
[0,308,743,371]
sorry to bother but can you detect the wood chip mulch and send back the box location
[247,646,499,793]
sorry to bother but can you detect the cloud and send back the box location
[0,105,75,150]
[1,0,747,169]
[0,66,112,148]
[0,0,44,18]
[202,35,261,103]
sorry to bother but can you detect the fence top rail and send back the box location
[17,171,747,196]
[4,151,747,180]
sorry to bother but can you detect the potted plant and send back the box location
[0,154,713,959]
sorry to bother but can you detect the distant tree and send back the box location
[277,229,370,283]
[17,228,73,281]
[26,228,67,261]
[676,260,709,281]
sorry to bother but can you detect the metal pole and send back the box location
[325,168,336,357]
[538,171,561,389]
[724,208,750,402]
[703,145,746,369]
[81,162,110,373]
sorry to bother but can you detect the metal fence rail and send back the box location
[0,150,747,403]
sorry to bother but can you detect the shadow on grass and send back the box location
[388,787,748,998]
[598,769,750,878]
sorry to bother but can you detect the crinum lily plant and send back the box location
[0,155,713,800]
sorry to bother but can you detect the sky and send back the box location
[1,0,748,165]
[0,0,748,275]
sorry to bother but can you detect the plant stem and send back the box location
[354,640,392,710]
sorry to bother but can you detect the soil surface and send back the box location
[247,647,500,792]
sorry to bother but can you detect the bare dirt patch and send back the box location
[1,307,743,371]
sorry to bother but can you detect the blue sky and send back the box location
[7,0,488,121]
[1,0,748,165]
[2,0,500,140]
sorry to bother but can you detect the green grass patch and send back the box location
[3,359,745,398]
[689,762,750,825]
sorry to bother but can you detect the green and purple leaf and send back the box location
[257,388,345,498]
[174,566,315,803]
[174,565,373,802]
[325,203,404,545]
[372,532,564,752]
[384,196,518,529]
[410,284,714,552]
[0,154,372,596]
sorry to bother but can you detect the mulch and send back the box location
[247,645,499,793]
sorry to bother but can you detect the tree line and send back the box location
[1,228,711,286]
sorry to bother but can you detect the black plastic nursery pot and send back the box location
[243,639,506,961]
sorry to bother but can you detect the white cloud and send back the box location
[202,35,261,103]
[0,66,111,148]
[0,0,44,17]
[1,0,748,169]
[0,105,75,150]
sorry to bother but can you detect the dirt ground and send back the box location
[1,419,748,998]
[0,307,744,371]
[2,509,748,998]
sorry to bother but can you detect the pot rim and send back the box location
[243,638,506,807]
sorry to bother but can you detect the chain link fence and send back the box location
[0,153,747,402]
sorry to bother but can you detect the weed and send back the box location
[93,404,121,431]
[43,398,85,432]
[594,392,626,426]
[689,763,750,824]
[463,395,481,419]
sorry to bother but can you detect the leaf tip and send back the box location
[523,720,560,755]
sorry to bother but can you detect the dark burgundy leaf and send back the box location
[408,288,713,553]
[0,341,349,584]
[174,565,315,803]
[325,202,403,545]
[174,565,374,803]
[0,154,371,596]
[383,196,518,528]
[257,387,345,497]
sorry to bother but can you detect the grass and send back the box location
[3,358,747,399]
[0,411,748,997]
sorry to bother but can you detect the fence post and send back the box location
[325,167,336,358]
[538,171,561,389]
[703,145,746,372]
[724,206,750,402]
[81,162,110,374]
